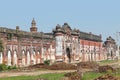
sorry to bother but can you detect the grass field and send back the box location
[0,73,65,80]
[82,72,104,80]
[83,71,120,80]
[0,60,120,80]
[98,60,118,65]
[0,71,120,80]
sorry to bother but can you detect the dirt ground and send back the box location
[0,70,76,78]
[0,61,120,78]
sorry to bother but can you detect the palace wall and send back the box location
[0,20,107,66]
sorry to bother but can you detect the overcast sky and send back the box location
[0,0,120,41]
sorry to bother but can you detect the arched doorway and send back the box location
[66,48,71,63]
[96,53,98,61]
[13,51,17,65]
[22,50,26,66]
[0,52,3,64]
[27,51,30,65]
[37,51,40,64]
[31,51,36,64]
[8,50,12,66]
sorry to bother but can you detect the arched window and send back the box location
[7,50,12,66]
[0,52,2,64]
[13,51,17,65]
[31,50,36,64]
[37,51,40,63]
[27,51,30,65]
[22,50,26,66]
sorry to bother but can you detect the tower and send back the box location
[30,18,37,33]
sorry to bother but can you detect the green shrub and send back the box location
[12,65,17,69]
[7,66,12,70]
[0,64,8,71]
[44,60,50,65]
[0,64,18,71]
[8,65,17,70]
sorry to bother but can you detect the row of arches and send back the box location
[83,52,100,61]
[19,50,40,66]
[0,50,43,66]
[64,46,101,62]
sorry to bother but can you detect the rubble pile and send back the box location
[98,65,115,73]
[64,71,82,80]
[48,62,76,70]
[94,74,119,80]
[17,62,77,71]
[77,61,99,69]
[28,63,48,69]
[20,63,48,71]
[36,78,48,80]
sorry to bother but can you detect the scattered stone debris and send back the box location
[48,62,76,70]
[18,62,76,71]
[28,63,48,69]
[61,77,70,80]
[94,74,120,80]
[77,61,99,71]
[36,78,48,80]
[17,63,48,71]
[64,71,82,80]
[62,61,99,80]
[98,65,115,73]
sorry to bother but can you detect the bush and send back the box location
[0,64,18,71]
[7,66,12,70]
[8,65,17,70]
[0,64,8,71]
[44,60,50,65]
[12,65,17,69]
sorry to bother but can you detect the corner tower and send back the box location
[30,18,37,33]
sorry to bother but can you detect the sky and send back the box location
[0,0,120,41]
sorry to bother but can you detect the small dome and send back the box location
[56,24,61,29]
[64,23,68,25]
[31,18,36,24]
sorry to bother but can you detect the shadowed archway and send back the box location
[66,48,71,63]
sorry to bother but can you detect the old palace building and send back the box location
[0,19,106,66]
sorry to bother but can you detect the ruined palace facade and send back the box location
[0,19,104,66]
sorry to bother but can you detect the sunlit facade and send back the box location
[0,19,105,66]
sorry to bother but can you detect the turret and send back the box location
[30,18,37,33]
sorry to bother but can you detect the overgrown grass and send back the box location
[98,60,117,65]
[82,72,105,80]
[100,60,117,63]
[0,72,107,80]
[39,73,65,80]
[0,76,39,80]
[1,70,120,80]
[114,69,120,78]
[82,70,120,80]
[0,73,65,80]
